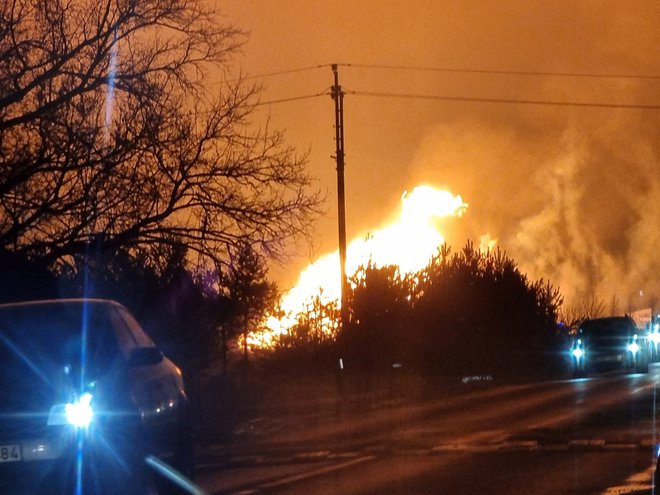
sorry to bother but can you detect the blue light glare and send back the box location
[65,393,94,428]
[75,430,84,495]
[145,455,207,495]
[105,29,119,134]
[0,332,53,387]
[627,342,640,354]
[571,348,584,359]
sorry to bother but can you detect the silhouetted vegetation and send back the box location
[0,248,58,303]
[559,296,615,329]
[0,0,320,273]
[219,242,279,367]
[339,242,563,377]
[0,244,277,380]
[276,294,340,349]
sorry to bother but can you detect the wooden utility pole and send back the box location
[331,64,349,333]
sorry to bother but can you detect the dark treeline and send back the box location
[0,238,565,382]
[0,240,565,440]
[0,244,276,441]
[345,241,563,376]
[0,244,273,382]
[271,241,564,378]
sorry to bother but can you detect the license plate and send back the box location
[0,444,21,463]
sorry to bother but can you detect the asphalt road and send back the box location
[196,366,660,495]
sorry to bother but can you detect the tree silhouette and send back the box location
[345,263,411,371]
[0,0,320,271]
[59,244,230,377]
[560,296,608,328]
[278,293,340,349]
[339,241,563,376]
[0,247,57,303]
[220,242,278,366]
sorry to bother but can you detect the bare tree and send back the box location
[0,0,320,270]
[560,296,608,327]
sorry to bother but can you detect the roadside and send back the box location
[191,363,573,467]
[192,367,500,446]
[191,371,660,495]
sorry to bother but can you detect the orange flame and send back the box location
[260,186,468,343]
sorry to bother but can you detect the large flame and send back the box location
[262,185,468,341]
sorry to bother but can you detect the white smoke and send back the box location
[411,113,660,311]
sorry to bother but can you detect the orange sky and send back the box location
[218,1,660,307]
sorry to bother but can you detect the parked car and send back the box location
[569,316,649,378]
[0,299,192,494]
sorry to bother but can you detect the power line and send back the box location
[202,60,660,110]
[255,90,329,106]
[214,62,660,86]
[348,90,660,110]
[177,90,329,114]
[340,63,660,81]
[248,64,330,80]
[225,65,330,83]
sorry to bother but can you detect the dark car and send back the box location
[0,299,192,494]
[569,316,649,378]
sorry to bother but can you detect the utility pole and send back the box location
[331,64,349,333]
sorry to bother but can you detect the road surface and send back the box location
[196,366,660,494]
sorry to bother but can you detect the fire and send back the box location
[262,185,468,341]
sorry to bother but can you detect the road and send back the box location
[195,366,660,495]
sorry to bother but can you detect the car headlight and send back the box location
[571,339,584,359]
[47,392,95,428]
[64,392,94,428]
[571,347,584,359]
[627,342,640,354]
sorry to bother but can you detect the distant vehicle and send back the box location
[569,316,650,378]
[646,316,660,361]
[0,299,192,494]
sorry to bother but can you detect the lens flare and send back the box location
[105,30,119,136]
[262,186,469,344]
[65,392,94,428]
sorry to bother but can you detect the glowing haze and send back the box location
[269,185,467,335]
[223,2,660,311]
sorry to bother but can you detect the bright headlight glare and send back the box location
[650,333,660,345]
[571,348,584,359]
[65,392,94,428]
[627,342,640,354]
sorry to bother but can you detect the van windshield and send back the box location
[579,318,636,338]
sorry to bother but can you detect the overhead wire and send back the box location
[223,64,330,84]
[215,65,330,105]
[347,90,660,110]
[255,90,330,106]
[244,64,330,80]
[338,63,660,81]
[210,62,660,110]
